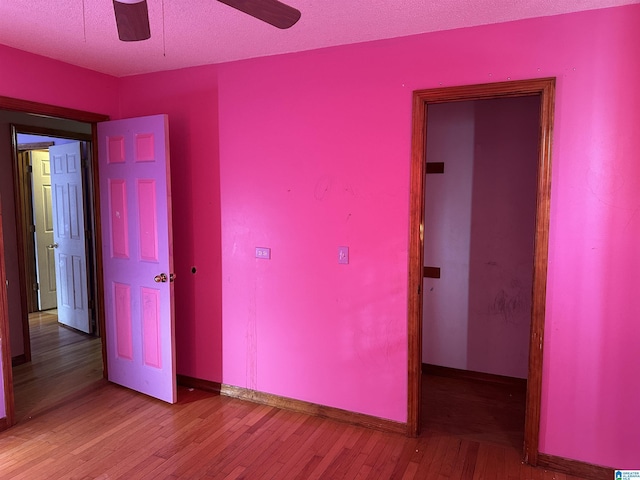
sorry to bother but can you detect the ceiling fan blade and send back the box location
[113,0,151,42]
[217,0,301,29]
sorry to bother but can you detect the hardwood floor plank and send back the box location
[318,442,355,479]
[411,432,442,477]
[354,463,373,479]
[460,440,480,479]
[219,408,291,474]
[387,437,419,479]
[400,461,420,480]
[375,438,408,479]
[11,312,103,423]
[246,430,305,479]
[326,429,374,479]
[306,428,353,480]
[269,418,327,477]
[366,434,401,479]
[234,412,305,476]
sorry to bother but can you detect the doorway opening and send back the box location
[407,78,555,465]
[14,132,98,327]
[0,101,109,427]
[10,128,104,422]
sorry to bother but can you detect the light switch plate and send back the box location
[338,246,349,264]
[255,247,271,259]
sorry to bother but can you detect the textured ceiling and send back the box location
[0,0,638,77]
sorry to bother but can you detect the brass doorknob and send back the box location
[154,273,176,283]
[46,243,59,249]
[154,273,168,283]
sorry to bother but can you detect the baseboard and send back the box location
[220,383,406,435]
[177,374,221,394]
[0,417,8,432]
[422,363,527,387]
[538,453,613,480]
[11,354,27,367]
[177,374,405,434]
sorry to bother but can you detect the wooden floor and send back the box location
[2,316,590,479]
[11,310,103,423]
[423,371,527,452]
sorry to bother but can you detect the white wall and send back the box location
[422,101,475,369]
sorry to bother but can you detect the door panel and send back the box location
[98,114,176,404]
[49,143,91,333]
[30,150,57,310]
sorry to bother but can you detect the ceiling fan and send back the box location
[112,0,301,42]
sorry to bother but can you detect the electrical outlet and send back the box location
[255,247,271,259]
[338,246,349,265]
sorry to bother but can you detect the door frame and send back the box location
[0,95,109,428]
[0,195,12,430]
[406,78,555,465]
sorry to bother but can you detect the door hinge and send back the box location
[30,224,36,233]
[33,282,39,291]
[27,165,33,173]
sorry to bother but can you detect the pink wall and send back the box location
[536,7,640,466]
[0,3,638,469]
[0,44,119,117]
[213,5,640,467]
[216,53,409,421]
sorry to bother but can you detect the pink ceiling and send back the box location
[0,0,638,77]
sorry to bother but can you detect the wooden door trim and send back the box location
[0,96,108,124]
[0,96,108,428]
[17,151,36,312]
[12,149,36,363]
[0,197,15,430]
[407,78,555,467]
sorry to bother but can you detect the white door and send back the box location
[98,114,176,404]
[30,150,57,311]
[49,142,91,334]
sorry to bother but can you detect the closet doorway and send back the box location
[407,78,555,465]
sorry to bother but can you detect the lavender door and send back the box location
[98,115,176,403]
